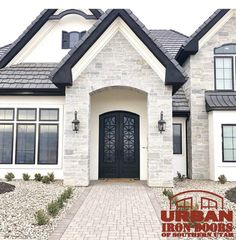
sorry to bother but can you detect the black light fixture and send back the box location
[72,111,80,133]
[158,111,166,133]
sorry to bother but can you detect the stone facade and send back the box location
[63,32,173,187]
[182,10,236,179]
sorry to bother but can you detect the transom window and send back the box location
[214,44,236,91]
[222,125,236,162]
[0,108,59,165]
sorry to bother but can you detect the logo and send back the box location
[161,190,234,238]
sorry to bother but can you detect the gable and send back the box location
[0,9,103,66]
[51,9,186,93]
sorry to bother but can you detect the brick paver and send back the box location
[52,180,162,240]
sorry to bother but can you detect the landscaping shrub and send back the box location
[47,201,59,217]
[5,172,15,181]
[64,187,73,199]
[218,174,227,184]
[22,173,30,181]
[35,210,49,225]
[47,172,55,182]
[42,176,51,184]
[34,173,43,182]
[225,187,236,204]
[57,196,64,209]
[177,171,186,181]
[162,188,174,200]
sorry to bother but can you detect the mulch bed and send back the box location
[0,182,15,194]
[225,187,236,204]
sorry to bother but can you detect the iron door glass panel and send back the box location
[39,109,59,121]
[0,124,13,164]
[38,125,58,164]
[123,116,135,163]
[173,124,182,154]
[103,116,116,163]
[222,125,236,162]
[16,124,36,164]
[17,109,36,121]
[0,109,14,121]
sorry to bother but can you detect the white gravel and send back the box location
[0,180,85,239]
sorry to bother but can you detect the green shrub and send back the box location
[22,173,30,181]
[42,176,51,184]
[218,174,227,184]
[57,196,64,209]
[64,187,73,199]
[35,210,49,225]
[34,173,43,182]
[5,172,15,181]
[162,188,174,200]
[47,172,55,182]
[177,171,186,181]
[47,201,59,217]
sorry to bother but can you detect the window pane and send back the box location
[69,32,80,48]
[224,149,233,161]
[224,138,233,148]
[16,124,35,164]
[0,124,13,163]
[18,109,36,121]
[223,126,233,137]
[173,124,182,154]
[215,44,236,54]
[215,58,233,90]
[0,109,14,120]
[38,125,58,164]
[40,109,59,121]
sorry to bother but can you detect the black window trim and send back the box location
[15,123,36,165]
[222,124,236,163]
[214,56,234,91]
[17,108,37,121]
[173,123,182,155]
[37,123,59,165]
[0,108,15,121]
[0,123,14,164]
[39,108,59,121]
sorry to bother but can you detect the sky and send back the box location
[0,1,235,47]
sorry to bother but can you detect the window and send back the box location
[0,109,14,121]
[215,44,236,54]
[17,108,36,121]
[222,125,236,162]
[215,57,233,90]
[173,124,182,154]
[16,124,36,164]
[38,124,58,164]
[0,107,60,165]
[62,31,86,49]
[0,124,13,164]
[39,109,59,121]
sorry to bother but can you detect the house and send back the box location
[0,9,235,187]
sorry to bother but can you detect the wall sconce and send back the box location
[72,111,80,133]
[158,111,166,133]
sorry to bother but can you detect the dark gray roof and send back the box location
[172,87,190,115]
[205,91,236,112]
[0,63,58,89]
[0,44,12,59]
[150,30,188,57]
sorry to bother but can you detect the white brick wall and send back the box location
[63,32,173,187]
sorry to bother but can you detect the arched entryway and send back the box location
[99,111,140,178]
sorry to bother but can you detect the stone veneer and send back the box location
[63,31,173,187]
[182,10,236,179]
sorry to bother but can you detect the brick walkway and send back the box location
[50,180,162,240]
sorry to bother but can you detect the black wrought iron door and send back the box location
[99,111,140,178]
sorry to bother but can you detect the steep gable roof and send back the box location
[150,30,188,57]
[51,9,187,93]
[0,9,103,68]
[176,9,230,64]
